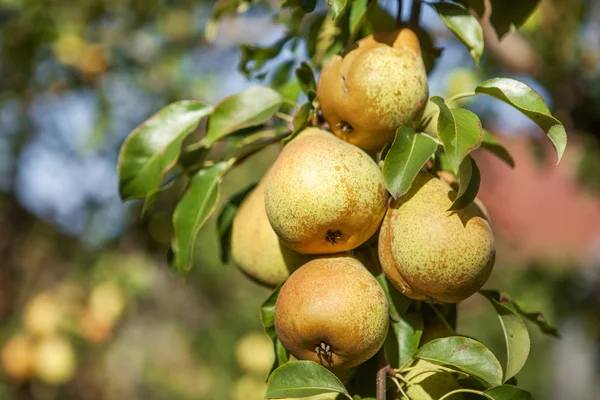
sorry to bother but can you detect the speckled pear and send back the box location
[378,172,495,303]
[264,128,387,254]
[317,29,429,153]
[231,177,312,288]
[274,255,389,370]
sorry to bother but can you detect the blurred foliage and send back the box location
[0,0,600,399]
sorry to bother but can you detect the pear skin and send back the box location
[317,29,429,153]
[274,255,389,370]
[231,177,312,288]
[379,172,495,303]
[265,128,387,254]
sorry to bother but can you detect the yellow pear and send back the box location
[274,255,389,369]
[265,128,388,254]
[379,172,495,303]
[1,334,34,380]
[317,29,429,153]
[33,335,77,385]
[404,360,463,400]
[235,332,273,377]
[231,176,313,287]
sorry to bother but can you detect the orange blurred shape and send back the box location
[79,312,112,344]
[475,133,600,266]
[1,334,34,380]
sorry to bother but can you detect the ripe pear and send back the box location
[317,29,429,153]
[379,172,495,303]
[274,255,389,369]
[265,128,388,254]
[231,177,313,287]
[404,360,463,400]
[1,334,34,380]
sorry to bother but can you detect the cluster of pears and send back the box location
[230,29,495,371]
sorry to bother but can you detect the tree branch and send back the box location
[396,0,403,27]
[376,348,390,400]
[409,0,422,28]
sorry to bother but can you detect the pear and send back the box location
[404,360,463,400]
[231,176,312,288]
[317,29,429,153]
[274,255,389,369]
[265,128,387,254]
[379,172,495,303]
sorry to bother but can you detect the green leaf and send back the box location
[482,290,559,338]
[375,273,411,322]
[118,101,213,200]
[484,385,534,400]
[362,4,396,34]
[239,36,291,77]
[349,0,370,35]
[204,87,283,146]
[266,361,352,399]
[326,0,348,20]
[480,130,515,168]
[475,78,567,163]
[414,336,503,387]
[284,102,313,144]
[261,285,290,375]
[382,127,439,199]
[171,162,228,273]
[282,0,317,13]
[489,0,540,38]
[395,312,424,367]
[216,184,256,264]
[428,2,484,65]
[295,62,317,101]
[449,155,480,211]
[223,126,290,160]
[431,96,482,174]
[479,291,530,382]
[454,0,485,17]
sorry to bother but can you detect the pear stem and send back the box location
[410,0,422,28]
[376,347,390,400]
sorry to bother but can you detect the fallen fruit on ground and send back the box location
[265,128,388,254]
[317,29,429,153]
[231,176,312,287]
[274,255,389,369]
[379,172,495,303]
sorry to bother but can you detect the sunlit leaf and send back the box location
[171,162,228,273]
[395,312,424,367]
[431,96,482,174]
[326,0,348,20]
[414,336,503,387]
[204,87,283,146]
[480,129,515,168]
[118,101,213,200]
[349,0,370,35]
[266,361,352,399]
[475,78,566,163]
[449,155,480,211]
[382,126,438,199]
[480,291,530,381]
[485,384,534,400]
[429,2,484,65]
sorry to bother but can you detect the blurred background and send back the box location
[0,0,599,399]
